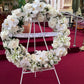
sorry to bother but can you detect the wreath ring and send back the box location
[1,0,70,72]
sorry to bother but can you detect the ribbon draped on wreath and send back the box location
[1,0,70,72]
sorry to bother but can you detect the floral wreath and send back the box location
[1,0,70,72]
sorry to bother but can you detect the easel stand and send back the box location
[20,65,61,84]
[19,20,61,84]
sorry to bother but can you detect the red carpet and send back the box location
[0,24,84,84]
[0,51,84,84]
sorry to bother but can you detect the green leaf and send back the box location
[4,47,11,54]
[18,18,24,27]
[18,0,26,8]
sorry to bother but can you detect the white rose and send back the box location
[1,30,9,40]
[52,42,63,48]
[52,40,60,48]
[33,1,46,11]
[39,2,46,9]
[24,3,32,13]
[55,47,67,57]
[48,17,56,28]
[8,39,19,49]
[4,15,19,30]
[52,42,58,48]
[52,38,64,48]
[12,9,24,18]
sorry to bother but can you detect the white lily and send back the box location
[8,39,19,49]
[36,51,48,63]
[55,47,67,57]
[1,30,9,40]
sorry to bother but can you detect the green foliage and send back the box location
[4,47,11,54]
[18,17,24,28]
[13,0,26,10]
[18,0,26,8]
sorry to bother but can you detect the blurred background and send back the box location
[0,0,84,32]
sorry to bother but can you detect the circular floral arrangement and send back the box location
[1,0,70,72]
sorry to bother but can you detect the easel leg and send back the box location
[53,66,61,84]
[35,72,36,78]
[20,69,24,84]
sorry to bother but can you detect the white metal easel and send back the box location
[19,20,61,84]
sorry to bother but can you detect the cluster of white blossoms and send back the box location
[1,0,71,72]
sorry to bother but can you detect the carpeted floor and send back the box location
[0,51,84,84]
[0,24,84,84]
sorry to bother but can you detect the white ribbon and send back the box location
[12,32,63,38]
